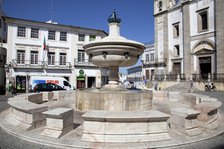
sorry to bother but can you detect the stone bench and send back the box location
[41,108,74,138]
[170,107,202,136]
[82,110,170,143]
[194,101,222,129]
[180,93,197,106]
[168,91,183,102]
[7,99,48,130]
[42,92,55,102]
[153,91,169,100]
[52,91,75,100]
[27,93,44,104]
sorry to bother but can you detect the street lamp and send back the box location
[26,72,30,93]
[4,62,12,95]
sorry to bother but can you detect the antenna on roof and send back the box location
[50,0,53,21]
[46,0,57,24]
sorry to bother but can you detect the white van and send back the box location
[29,76,74,91]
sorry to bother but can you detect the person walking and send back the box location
[189,79,193,92]
[154,80,158,91]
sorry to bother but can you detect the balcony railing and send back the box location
[142,58,167,68]
[149,74,186,81]
[192,73,224,82]
[12,59,72,69]
[74,58,96,67]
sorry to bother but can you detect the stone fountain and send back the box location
[84,11,145,91]
[76,11,152,112]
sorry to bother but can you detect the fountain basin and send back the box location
[84,39,145,67]
[76,89,153,111]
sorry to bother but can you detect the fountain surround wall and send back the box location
[76,89,152,111]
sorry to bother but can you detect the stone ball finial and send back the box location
[108,10,121,23]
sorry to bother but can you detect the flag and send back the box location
[47,44,50,57]
[43,37,46,51]
[42,37,47,63]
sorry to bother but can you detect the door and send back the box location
[16,76,26,93]
[145,70,149,80]
[199,57,211,80]
[88,77,96,88]
[173,62,181,80]
[173,62,181,75]
[151,69,154,80]
[77,77,85,89]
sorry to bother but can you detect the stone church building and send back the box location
[153,0,224,80]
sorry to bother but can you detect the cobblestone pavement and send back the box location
[0,92,224,149]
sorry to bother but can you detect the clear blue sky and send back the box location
[3,0,154,74]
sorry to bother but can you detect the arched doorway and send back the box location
[193,41,215,80]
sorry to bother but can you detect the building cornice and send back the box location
[2,16,108,36]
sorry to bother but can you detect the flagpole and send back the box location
[42,37,46,64]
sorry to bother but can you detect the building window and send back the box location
[174,45,180,56]
[173,23,179,38]
[145,54,149,63]
[48,52,55,65]
[17,26,26,37]
[150,53,154,62]
[59,53,66,65]
[48,30,56,40]
[89,35,96,41]
[158,1,163,11]
[30,51,38,64]
[198,10,208,32]
[78,49,85,62]
[60,31,67,41]
[31,28,39,39]
[78,34,85,41]
[17,50,25,64]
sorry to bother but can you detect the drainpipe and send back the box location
[214,0,217,74]
[181,5,185,80]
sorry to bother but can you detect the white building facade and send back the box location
[3,16,108,93]
[142,42,156,80]
[154,0,224,81]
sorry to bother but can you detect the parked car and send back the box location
[29,76,74,91]
[33,83,66,92]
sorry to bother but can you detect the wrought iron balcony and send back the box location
[142,58,167,68]
[12,59,72,69]
[74,58,97,67]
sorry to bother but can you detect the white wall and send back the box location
[5,19,107,90]
[190,0,215,36]
[168,8,183,73]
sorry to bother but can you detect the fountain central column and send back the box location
[108,66,119,85]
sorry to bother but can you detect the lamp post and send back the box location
[4,62,12,95]
[26,72,30,93]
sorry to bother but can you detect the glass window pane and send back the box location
[31,28,39,38]
[60,32,67,41]
[17,27,26,37]
[48,30,56,40]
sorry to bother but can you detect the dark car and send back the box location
[33,83,66,92]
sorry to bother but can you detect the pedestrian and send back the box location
[154,80,158,91]
[189,79,193,92]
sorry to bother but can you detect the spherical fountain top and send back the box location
[107,11,121,23]
[83,11,146,89]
